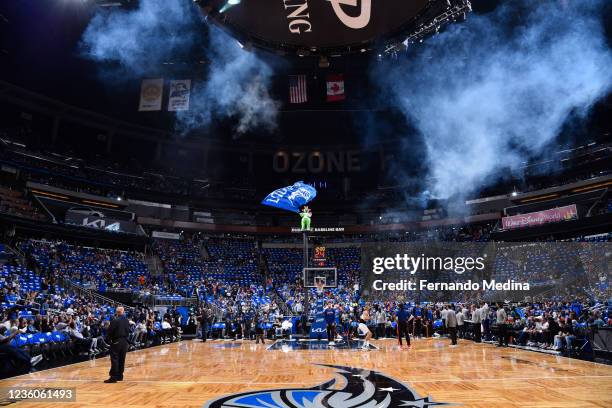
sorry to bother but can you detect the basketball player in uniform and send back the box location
[340,307,351,342]
[358,306,373,350]
[323,302,337,346]
[241,309,252,340]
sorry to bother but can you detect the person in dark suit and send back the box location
[200,306,212,342]
[104,306,130,383]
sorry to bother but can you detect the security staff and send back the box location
[104,306,130,383]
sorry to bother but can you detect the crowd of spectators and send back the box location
[1,228,609,379]
[21,240,155,294]
[0,145,254,201]
[276,292,611,355]
[1,249,182,378]
[0,185,47,222]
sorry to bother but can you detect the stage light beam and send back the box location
[220,0,241,13]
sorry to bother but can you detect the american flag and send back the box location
[289,75,307,104]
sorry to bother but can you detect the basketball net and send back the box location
[315,279,325,295]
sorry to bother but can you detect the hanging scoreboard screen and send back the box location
[196,0,467,54]
[314,246,326,266]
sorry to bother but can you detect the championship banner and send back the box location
[168,80,191,111]
[138,78,164,111]
[502,204,578,230]
[261,181,317,213]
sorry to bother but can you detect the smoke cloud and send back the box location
[176,28,280,136]
[79,0,279,134]
[80,0,199,75]
[374,0,612,202]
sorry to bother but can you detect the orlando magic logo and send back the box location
[204,364,449,408]
[287,188,313,208]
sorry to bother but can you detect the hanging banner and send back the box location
[168,80,191,111]
[502,205,578,230]
[152,231,181,240]
[138,78,164,111]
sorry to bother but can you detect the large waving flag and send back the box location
[261,181,317,213]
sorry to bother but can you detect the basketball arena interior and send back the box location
[0,0,611,407]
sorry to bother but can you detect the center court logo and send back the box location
[203,364,449,408]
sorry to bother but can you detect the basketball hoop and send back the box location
[315,279,325,295]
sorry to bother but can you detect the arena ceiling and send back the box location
[0,1,610,148]
[196,0,472,58]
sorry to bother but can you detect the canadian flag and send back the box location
[326,74,345,102]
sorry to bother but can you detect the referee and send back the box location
[104,306,130,383]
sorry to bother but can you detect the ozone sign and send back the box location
[273,151,361,173]
[199,0,430,50]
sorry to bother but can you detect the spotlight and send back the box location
[220,0,241,13]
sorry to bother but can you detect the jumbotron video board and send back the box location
[197,0,472,55]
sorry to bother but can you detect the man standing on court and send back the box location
[456,307,465,339]
[446,304,458,346]
[496,303,508,347]
[105,306,130,383]
[200,305,213,342]
[441,305,448,336]
[481,302,491,341]
[324,302,337,346]
[396,303,413,349]
[471,304,482,343]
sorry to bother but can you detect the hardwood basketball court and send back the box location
[1,338,611,407]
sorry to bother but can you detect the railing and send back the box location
[200,243,210,261]
[5,243,26,264]
[209,302,223,321]
[271,288,292,316]
[145,254,164,276]
[61,277,133,310]
[586,188,608,217]
[147,294,198,307]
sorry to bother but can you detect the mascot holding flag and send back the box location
[261,181,317,230]
[300,206,312,231]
